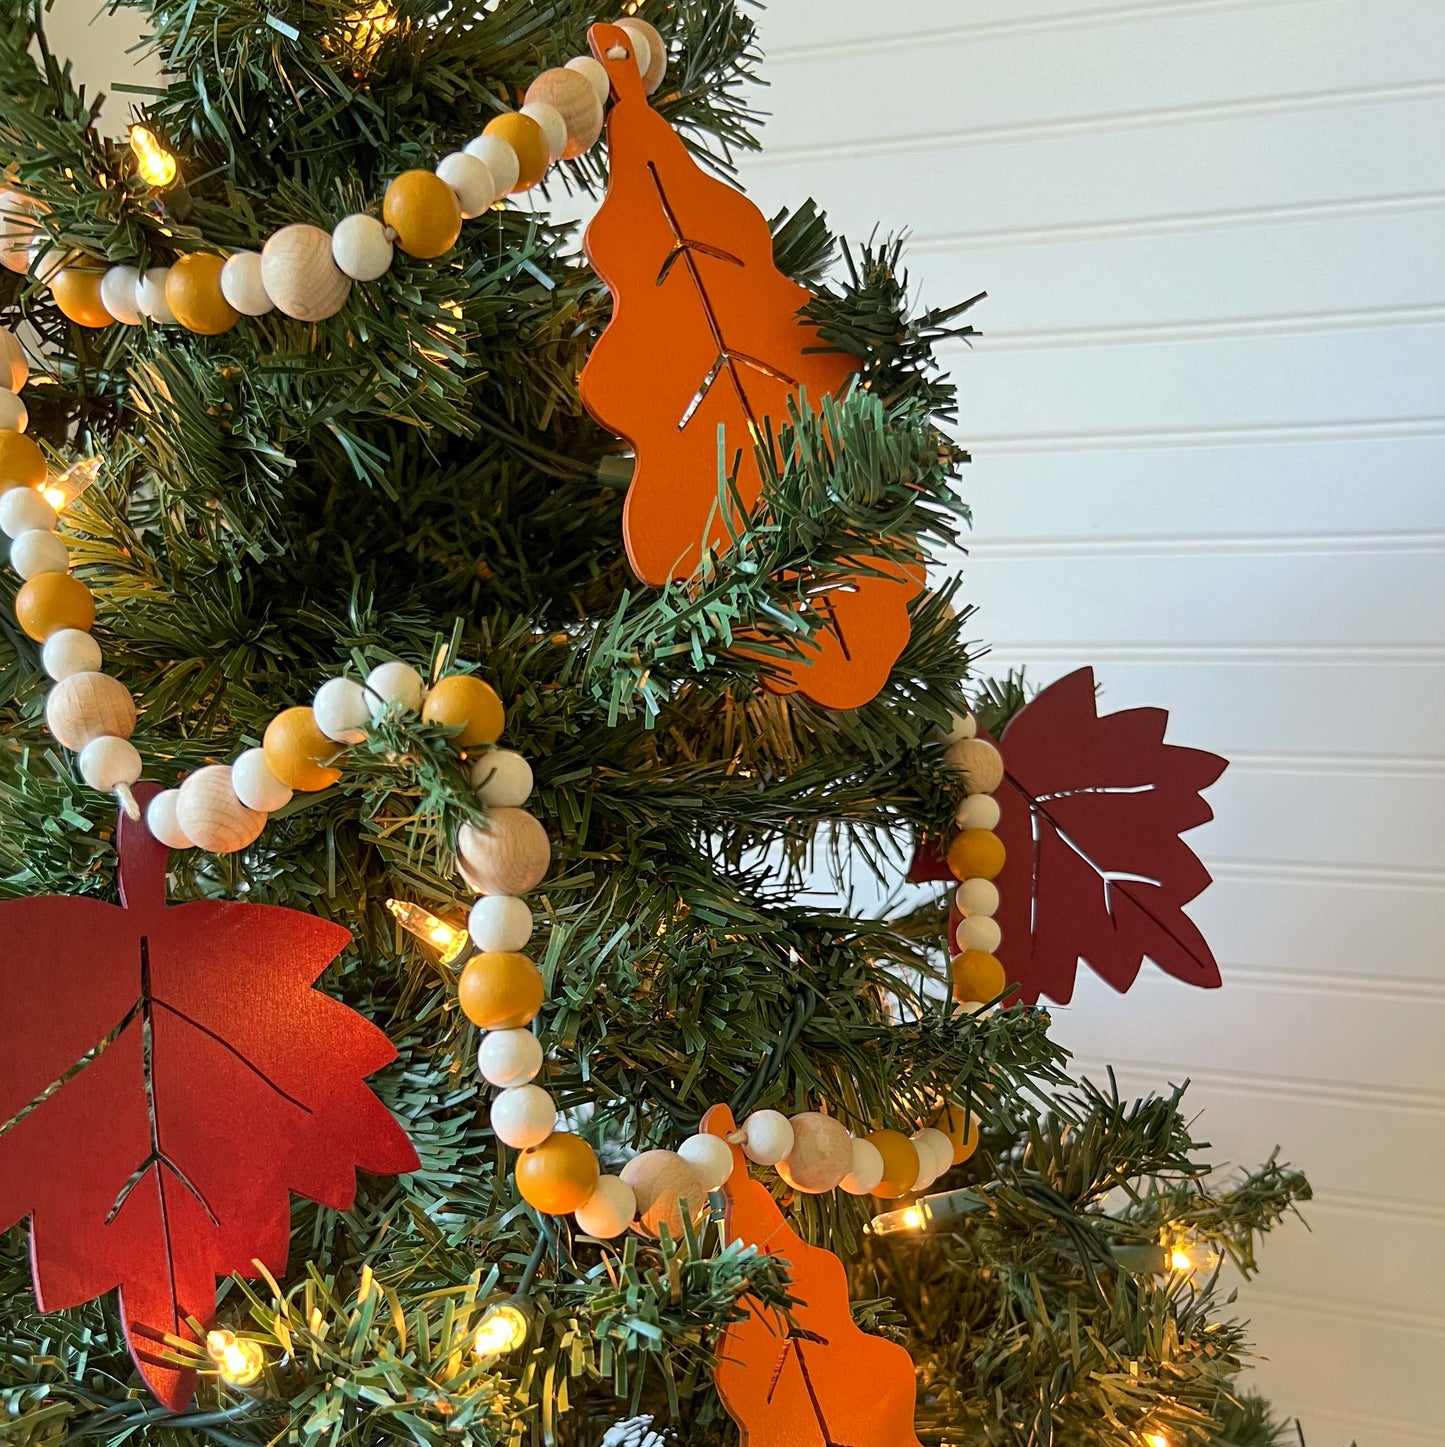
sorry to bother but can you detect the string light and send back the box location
[42,456,101,513]
[868,1188,976,1236]
[386,898,469,964]
[1162,1229,1222,1282]
[472,1297,532,1360]
[129,126,177,188]
[349,0,398,60]
[1144,1433,1171,1447]
[205,1328,264,1386]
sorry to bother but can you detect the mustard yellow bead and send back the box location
[263,705,343,792]
[947,827,1006,882]
[422,674,505,749]
[951,950,1006,1005]
[932,1104,980,1166]
[382,170,463,259]
[516,1133,600,1216]
[865,1129,920,1201]
[0,432,47,492]
[165,253,240,335]
[16,572,94,641]
[50,269,112,329]
[481,113,549,192]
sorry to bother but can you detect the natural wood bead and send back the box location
[946,828,1006,882]
[0,327,27,392]
[524,68,605,160]
[422,673,505,748]
[776,1112,854,1194]
[456,808,551,896]
[383,170,463,260]
[263,705,343,791]
[517,1133,600,1216]
[0,432,45,492]
[952,949,1006,1005]
[481,113,549,192]
[165,253,240,335]
[944,737,1004,794]
[0,189,43,274]
[50,270,112,329]
[617,18,667,94]
[865,1129,920,1200]
[45,671,136,750]
[175,764,267,853]
[621,1149,706,1238]
[261,224,352,322]
[16,572,94,640]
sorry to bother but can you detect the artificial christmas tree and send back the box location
[0,3,1308,1443]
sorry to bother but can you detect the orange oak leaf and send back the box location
[702,1104,924,1447]
[0,787,418,1408]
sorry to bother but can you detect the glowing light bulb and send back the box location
[1144,1433,1171,1447]
[472,1299,531,1360]
[349,0,398,59]
[901,1206,924,1230]
[205,1328,264,1386]
[42,455,101,514]
[129,126,177,188]
[386,898,469,964]
[1160,1231,1222,1281]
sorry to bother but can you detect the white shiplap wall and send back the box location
[736,2,1445,1443]
[37,0,1445,1441]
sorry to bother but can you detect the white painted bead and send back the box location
[740,1109,794,1167]
[839,1136,885,1195]
[956,914,1002,954]
[954,877,1000,918]
[42,628,101,681]
[0,326,28,391]
[463,134,520,199]
[330,214,394,282]
[232,746,293,813]
[220,251,275,316]
[490,1084,556,1149]
[435,153,496,220]
[261,224,352,322]
[566,55,611,107]
[365,660,426,718]
[0,390,28,433]
[467,894,533,952]
[79,735,142,791]
[145,788,194,850]
[476,1028,544,1088]
[520,102,567,163]
[470,748,533,808]
[938,711,977,745]
[677,1133,735,1191]
[574,1174,636,1239]
[911,1128,954,1191]
[313,677,371,743]
[955,793,1001,831]
[10,528,68,578]
[101,265,143,325]
[135,268,176,323]
[0,487,57,537]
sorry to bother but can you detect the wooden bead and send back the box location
[1,485,56,538]
[517,1132,600,1215]
[365,659,426,717]
[471,749,533,808]
[621,1149,706,1238]
[231,746,293,812]
[383,170,462,260]
[135,268,177,324]
[41,627,100,681]
[467,894,533,952]
[434,153,496,220]
[78,735,142,791]
[261,224,352,322]
[938,711,976,745]
[525,68,604,159]
[17,573,93,640]
[11,529,67,578]
[263,705,344,791]
[175,764,266,853]
[954,877,999,918]
[566,55,611,108]
[165,253,239,335]
[463,134,520,197]
[932,1104,980,1166]
[520,102,567,163]
[740,1109,794,1166]
[422,673,505,748]
[954,792,1001,831]
[0,326,28,391]
[312,677,371,743]
[911,1128,954,1190]
[458,950,544,1029]
[481,114,549,193]
[476,1027,543,1088]
[50,270,112,329]
[0,432,45,491]
[839,1136,885,1195]
[100,265,143,325]
[0,390,26,433]
[866,1130,920,1200]
[677,1132,736,1191]
[956,914,1002,954]
[617,18,667,94]
[220,252,275,316]
[490,1084,556,1149]
[331,214,394,281]
[944,737,1005,795]
[145,788,194,850]
[45,671,136,750]
[457,808,550,896]
[0,189,43,273]
[776,1112,854,1194]
[951,950,1006,1005]
[574,1174,636,1238]
[947,828,1006,882]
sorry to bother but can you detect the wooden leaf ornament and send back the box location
[910,669,1228,1006]
[701,1104,924,1447]
[0,786,418,1408]
[579,23,857,588]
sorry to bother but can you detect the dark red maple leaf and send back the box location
[0,785,418,1408]
[912,668,1228,1006]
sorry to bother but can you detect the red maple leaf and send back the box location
[912,668,1227,1006]
[0,785,418,1408]
[702,1105,924,1447]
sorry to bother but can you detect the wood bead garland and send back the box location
[524,68,605,159]
[574,1175,637,1239]
[331,215,394,282]
[775,1112,854,1194]
[621,1150,707,1238]
[50,270,112,329]
[219,252,274,316]
[261,224,352,322]
[435,153,496,220]
[457,809,551,896]
[866,1129,920,1200]
[100,265,144,326]
[45,672,135,751]
[174,765,266,853]
[422,673,505,748]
